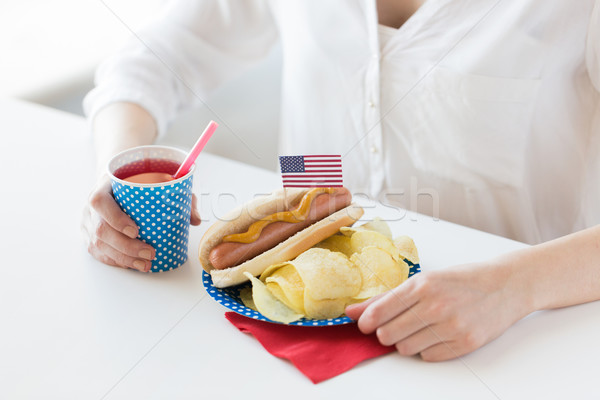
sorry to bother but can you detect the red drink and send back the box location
[113,158,180,184]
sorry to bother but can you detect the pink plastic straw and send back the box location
[173,120,218,179]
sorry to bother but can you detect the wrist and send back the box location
[489,251,539,318]
[92,102,158,177]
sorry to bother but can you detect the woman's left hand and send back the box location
[345,262,532,361]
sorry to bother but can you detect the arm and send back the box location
[508,225,600,310]
[84,0,278,138]
[91,102,157,175]
[346,226,600,361]
[82,0,277,270]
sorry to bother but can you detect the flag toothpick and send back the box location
[278,155,343,189]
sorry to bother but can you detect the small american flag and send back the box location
[279,155,343,188]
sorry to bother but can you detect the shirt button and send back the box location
[370,146,379,154]
[368,101,376,108]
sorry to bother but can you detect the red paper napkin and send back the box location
[225,312,394,383]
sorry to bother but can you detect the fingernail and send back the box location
[123,226,137,238]
[133,260,146,271]
[138,249,153,260]
[192,207,200,220]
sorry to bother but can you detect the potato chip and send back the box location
[361,217,393,239]
[293,248,361,300]
[393,235,420,264]
[244,272,304,323]
[340,217,393,239]
[255,249,361,320]
[303,293,349,320]
[239,286,256,311]
[264,263,305,314]
[264,281,294,311]
[350,246,409,299]
[313,234,353,257]
[349,230,401,261]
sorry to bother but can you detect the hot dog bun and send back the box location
[198,188,364,288]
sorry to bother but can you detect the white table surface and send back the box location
[1,98,599,400]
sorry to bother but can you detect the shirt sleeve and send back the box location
[582,0,600,227]
[83,0,277,136]
[587,0,600,93]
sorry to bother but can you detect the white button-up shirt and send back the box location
[84,0,600,244]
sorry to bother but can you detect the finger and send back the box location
[419,341,464,362]
[357,279,420,334]
[345,294,385,320]
[89,180,139,239]
[87,244,122,269]
[95,238,151,272]
[94,219,155,260]
[392,325,449,356]
[191,193,201,226]
[81,206,93,243]
[100,255,120,268]
[374,301,434,346]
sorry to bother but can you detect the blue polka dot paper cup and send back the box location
[108,145,195,273]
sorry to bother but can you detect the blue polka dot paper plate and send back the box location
[202,261,421,326]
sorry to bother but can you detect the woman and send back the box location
[82,0,600,360]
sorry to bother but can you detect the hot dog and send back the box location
[198,187,363,288]
[209,188,351,270]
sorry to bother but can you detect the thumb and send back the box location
[190,193,201,225]
[345,293,385,321]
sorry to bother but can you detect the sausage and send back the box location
[209,188,351,270]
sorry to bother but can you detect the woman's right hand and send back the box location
[81,176,155,272]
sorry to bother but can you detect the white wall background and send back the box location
[1,0,281,172]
